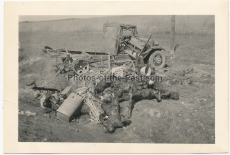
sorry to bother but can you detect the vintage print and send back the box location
[18,15,215,143]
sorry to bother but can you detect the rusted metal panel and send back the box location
[56,93,84,122]
[103,25,119,55]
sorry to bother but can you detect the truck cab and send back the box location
[103,22,166,68]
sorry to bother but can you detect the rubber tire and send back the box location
[148,50,166,68]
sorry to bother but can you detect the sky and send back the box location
[19,15,108,22]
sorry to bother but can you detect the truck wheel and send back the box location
[72,59,89,75]
[148,50,166,68]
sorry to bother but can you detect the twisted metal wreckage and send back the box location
[27,23,179,133]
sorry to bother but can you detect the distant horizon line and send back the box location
[20,17,85,23]
[19,15,122,22]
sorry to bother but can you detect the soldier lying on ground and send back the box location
[40,91,62,113]
[99,95,124,133]
[97,80,179,133]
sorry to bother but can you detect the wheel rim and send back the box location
[73,60,89,75]
[153,54,163,66]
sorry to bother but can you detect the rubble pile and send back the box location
[24,55,180,133]
[84,92,104,123]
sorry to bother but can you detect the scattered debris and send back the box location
[42,46,55,54]
[43,114,51,118]
[75,87,89,96]
[180,68,193,76]
[112,66,124,77]
[85,92,104,123]
[95,81,111,94]
[23,22,184,134]
[44,22,167,79]
[56,93,84,122]
[140,65,152,76]
[19,110,37,116]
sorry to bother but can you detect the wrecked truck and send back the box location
[43,22,167,75]
[103,22,166,68]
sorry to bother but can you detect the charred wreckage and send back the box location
[27,22,179,133]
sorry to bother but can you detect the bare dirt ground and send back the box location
[18,29,215,143]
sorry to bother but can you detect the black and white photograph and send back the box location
[3,1,228,153]
[18,15,215,143]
